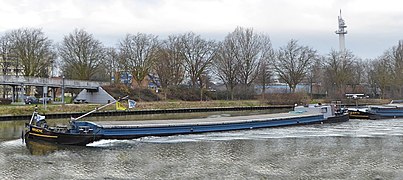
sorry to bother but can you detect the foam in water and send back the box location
[0,139,25,148]
[87,139,133,147]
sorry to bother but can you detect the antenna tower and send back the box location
[335,10,347,52]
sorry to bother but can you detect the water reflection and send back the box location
[25,140,64,156]
[0,121,25,141]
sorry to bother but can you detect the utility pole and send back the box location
[62,76,65,105]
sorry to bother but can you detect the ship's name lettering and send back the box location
[32,128,43,133]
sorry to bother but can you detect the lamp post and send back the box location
[43,86,47,110]
[62,75,65,105]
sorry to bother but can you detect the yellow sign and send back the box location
[32,127,43,133]
[116,102,127,111]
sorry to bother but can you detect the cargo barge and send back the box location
[24,99,349,146]
[348,100,403,120]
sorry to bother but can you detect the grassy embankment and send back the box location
[0,98,390,116]
[0,100,266,116]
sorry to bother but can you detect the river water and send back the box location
[0,112,402,179]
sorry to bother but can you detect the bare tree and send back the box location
[368,57,393,98]
[232,27,271,87]
[323,49,357,97]
[119,33,159,88]
[306,56,323,97]
[390,40,403,97]
[179,32,216,89]
[255,59,273,97]
[0,36,15,98]
[104,47,120,83]
[214,41,240,100]
[214,27,272,99]
[349,59,365,93]
[0,36,13,76]
[5,28,55,77]
[274,39,318,93]
[59,29,105,80]
[370,40,403,98]
[154,35,185,89]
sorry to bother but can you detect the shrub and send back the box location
[103,84,130,98]
[262,93,310,105]
[131,88,160,101]
[166,86,200,101]
[103,84,161,102]
[0,98,12,105]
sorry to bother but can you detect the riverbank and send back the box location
[0,100,267,116]
[0,98,391,116]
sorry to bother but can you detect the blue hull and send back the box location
[99,114,347,140]
[369,106,403,119]
[25,113,349,146]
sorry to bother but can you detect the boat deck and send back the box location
[96,112,322,128]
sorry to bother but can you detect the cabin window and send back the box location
[321,107,328,113]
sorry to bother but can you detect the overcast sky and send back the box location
[1,0,402,59]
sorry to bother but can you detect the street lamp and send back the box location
[62,75,65,105]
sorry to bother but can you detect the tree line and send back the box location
[1,27,403,100]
